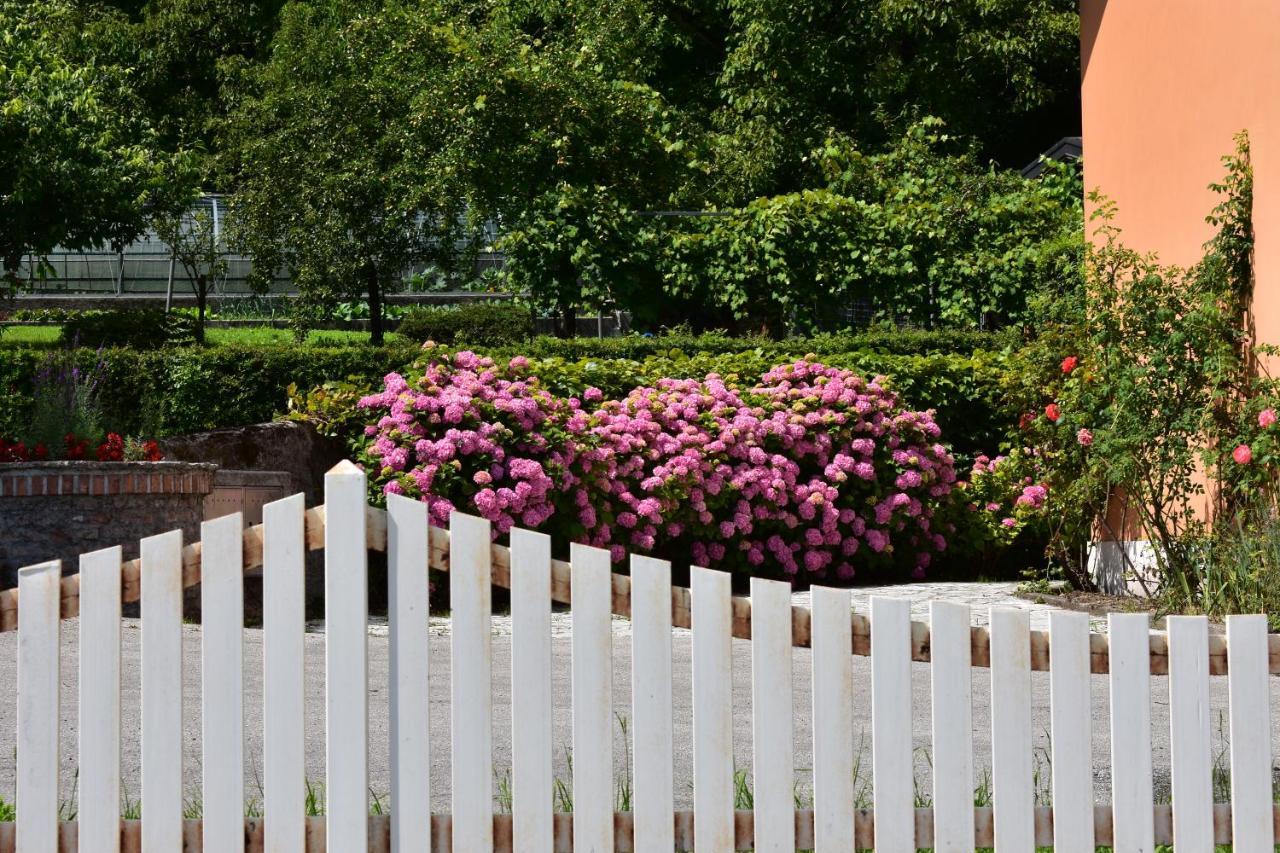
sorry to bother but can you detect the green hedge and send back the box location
[0,344,419,440]
[397,302,534,347]
[483,328,1016,361]
[1,331,1017,458]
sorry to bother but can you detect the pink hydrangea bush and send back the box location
[359,349,959,581]
[951,449,1050,552]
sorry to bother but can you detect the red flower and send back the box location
[1044,403,1061,422]
[142,440,163,462]
[1061,356,1079,374]
[96,433,125,462]
[1018,412,1035,430]
[33,443,48,460]
[1233,444,1253,465]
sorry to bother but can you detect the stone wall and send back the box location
[0,461,216,589]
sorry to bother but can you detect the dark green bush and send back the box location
[0,343,419,439]
[396,302,533,347]
[489,328,1015,362]
[59,309,197,350]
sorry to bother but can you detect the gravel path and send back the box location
[0,583,1263,815]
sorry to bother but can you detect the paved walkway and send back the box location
[0,582,1245,815]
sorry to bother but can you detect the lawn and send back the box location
[0,324,395,348]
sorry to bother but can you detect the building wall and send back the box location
[1081,0,1280,349]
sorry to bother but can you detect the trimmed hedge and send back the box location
[60,309,197,349]
[0,330,1017,457]
[396,302,534,347]
[0,344,419,440]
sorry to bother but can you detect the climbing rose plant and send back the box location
[358,347,957,581]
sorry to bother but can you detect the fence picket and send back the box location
[511,528,552,853]
[870,596,913,852]
[263,493,307,853]
[1109,612,1154,853]
[140,529,184,853]
[451,512,494,852]
[630,556,674,852]
[989,607,1034,850]
[928,601,973,853]
[811,586,855,852]
[1048,610,1093,851]
[571,543,614,853]
[78,548,121,853]
[201,513,245,853]
[325,462,369,853]
[1168,615,1213,850]
[387,494,431,853]
[1226,614,1274,851]
[750,577,794,853]
[692,566,734,853]
[1167,614,1213,845]
[16,561,60,853]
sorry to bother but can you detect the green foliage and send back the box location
[59,310,196,350]
[223,1,468,345]
[0,343,418,440]
[0,0,197,287]
[150,209,227,342]
[500,122,1083,334]
[396,303,534,347]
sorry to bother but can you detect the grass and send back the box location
[0,324,397,348]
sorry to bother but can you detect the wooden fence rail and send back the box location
[2,460,1276,851]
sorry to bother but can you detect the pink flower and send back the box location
[1077,428,1093,446]
[1233,444,1253,465]
[1259,408,1277,428]
[1001,517,1017,528]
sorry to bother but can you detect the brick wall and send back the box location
[0,461,216,589]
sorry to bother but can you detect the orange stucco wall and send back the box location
[1081,0,1280,350]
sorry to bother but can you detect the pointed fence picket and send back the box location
[3,460,1279,852]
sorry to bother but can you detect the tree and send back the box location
[224,1,467,345]
[0,0,194,291]
[152,207,226,343]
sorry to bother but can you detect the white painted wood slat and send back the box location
[1048,609,1093,851]
[870,596,913,853]
[325,462,369,853]
[692,566,734,853]
[78,547,122,853]
[202,512,245,853]
[571,543,614,853]
[387,494,431,853]
[929,601,973,853]
[451,512,494,852]
[630,555,674,852]
[1226,614,1274,851]
[140,530,184,853]
[750,577,794,853]
[1109,612,1154,853]
[989,607,1034,851]
[1168,615,1213,851]
[511,528,552,853]
[263,493,307,853]
[811,586,854,853]
[16,561,60,853]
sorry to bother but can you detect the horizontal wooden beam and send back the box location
[1,502,1272,676]
[0,803,1261,851]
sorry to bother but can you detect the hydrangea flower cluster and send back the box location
[359,349,958,581]
[957,450,1050,543]
[357,349,574,533]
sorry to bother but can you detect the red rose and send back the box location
[1061,356,1079,374]
[1045,403,1061,422]
[1018,412,1035,430]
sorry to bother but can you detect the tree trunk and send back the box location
[367,264,385,346]
[195,273,207,344]
[556,303,577,338]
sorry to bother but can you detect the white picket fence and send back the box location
[0,459,1277,851]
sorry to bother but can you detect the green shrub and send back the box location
[396,302,533,347]
[59,309,197,350]
[0,343,419,439]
